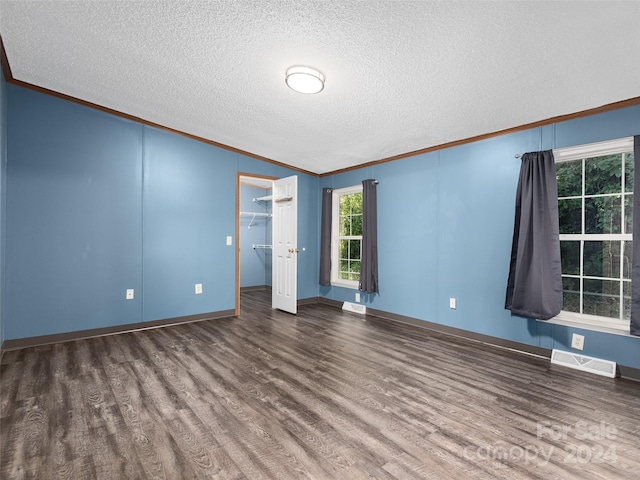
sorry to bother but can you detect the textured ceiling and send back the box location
[1,1,639,175]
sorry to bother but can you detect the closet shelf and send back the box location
[252,244,272,249]
[253,195,273,202]
[240,211,272,229]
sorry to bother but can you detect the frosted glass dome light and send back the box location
[285,66,325,94]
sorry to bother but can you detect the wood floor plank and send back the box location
[2,290,640,479]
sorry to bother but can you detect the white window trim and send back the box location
[331,184,363,289]
[554,137,633,163]
[550,136,634,334]
[547,311,632,337]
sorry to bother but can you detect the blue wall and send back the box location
[0,68,7,349]
[6,87,143,338]
[240,184,272,288]
[4,79,639,372]
[141,127,239,321]
[4,85,318,340]
[321,105,640,370]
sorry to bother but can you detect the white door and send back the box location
[272,175,298,313]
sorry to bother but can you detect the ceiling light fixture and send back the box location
[285,66,325,94]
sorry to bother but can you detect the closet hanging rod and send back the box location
[239,212,272,217]
[240,211,271,229]
[252,244,272,249]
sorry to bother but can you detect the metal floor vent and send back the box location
[551,349,617,378]
[342,302,366,315]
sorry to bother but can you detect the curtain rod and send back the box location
[514,154,521,158]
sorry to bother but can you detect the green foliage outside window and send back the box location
[338,192,363,281]
[557,152,634,320]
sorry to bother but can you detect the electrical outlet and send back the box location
[195,283,203,295]
[355,292,361,303]
[571,333,585,351]
[449,298,456,309]
[126,289,134,300]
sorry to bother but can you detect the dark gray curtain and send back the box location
[631,136,640,336]
[505,150,562,320]
[360,179,379,293]
[319,188,332,286]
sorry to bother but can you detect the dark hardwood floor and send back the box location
[2,290,640,479]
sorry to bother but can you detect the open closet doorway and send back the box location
[235,173,277,315]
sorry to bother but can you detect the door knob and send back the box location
[288,248,299,253]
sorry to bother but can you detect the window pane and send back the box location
[348,260,359,273]
[339,215,351,236]
[555,149,634,323]
[560,241,580,275]
[351,214,363,236]
[623,241,633,280]
[583,241,620,279]
[625,152,634,193]
[556,159,582,197]
[349,239,361,260]
[338,239,348,259]
[625,194,633,234]
[340,193,363,214]
[349,261,360,281]
[334,190,363,284]
[585,196,621,234]
[558,198,582,234]
[562,277,580,313]
[339,259,349,280]
[339,194,349,215]
[583,278,619,318]
[351,193,363,214]
[624,281,631,320]
[585,154,622,195]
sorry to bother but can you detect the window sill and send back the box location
[539,312,636,338]
[330,280,359,290]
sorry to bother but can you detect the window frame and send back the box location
[331,184,363,289]
[552,136,634,334]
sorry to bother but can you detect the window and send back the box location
[555,137,634,332]
[331,185,363,288]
